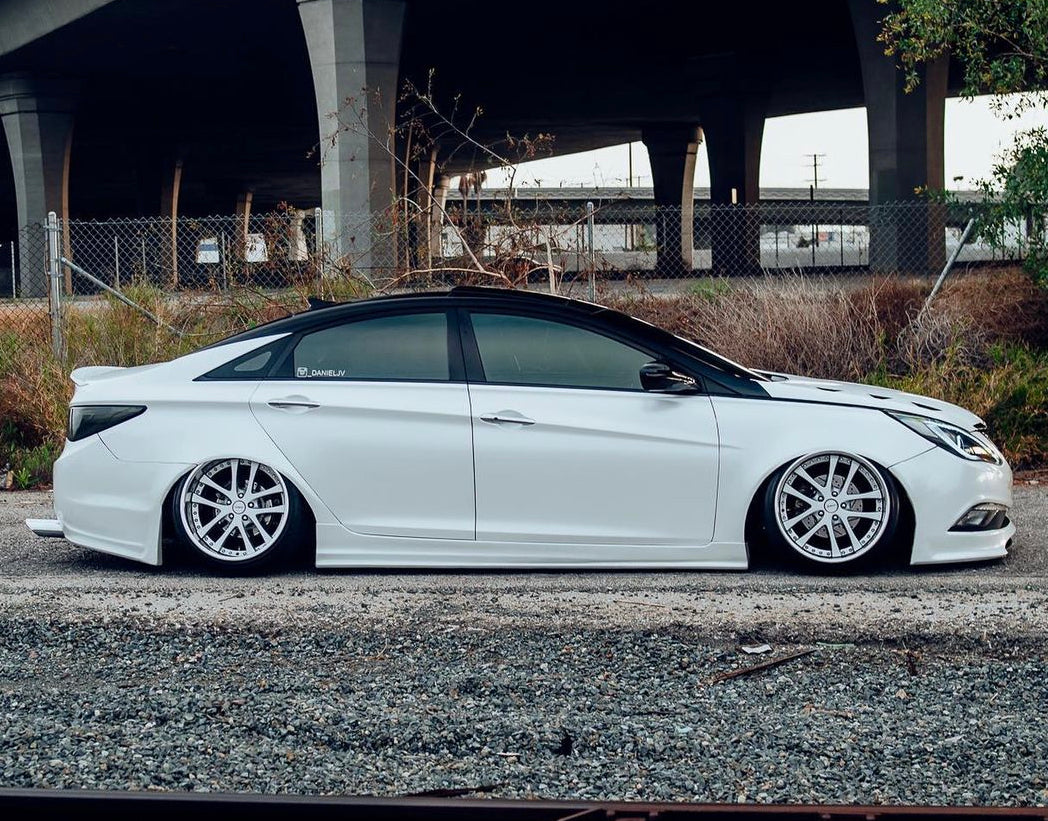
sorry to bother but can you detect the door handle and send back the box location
[268,398,320,410]
[480,411,535,426]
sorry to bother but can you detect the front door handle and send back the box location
[480,411,535,426]
[268,398,320,410]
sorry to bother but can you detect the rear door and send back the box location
[462,308,720,546]
[250,309,475,540]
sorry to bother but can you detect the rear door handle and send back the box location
[480,411,535,426]
[268,398,320,410]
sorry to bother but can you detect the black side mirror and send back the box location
[639,361,698,394]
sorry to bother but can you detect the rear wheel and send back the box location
[763,452,899,569]
[172,458,306,570]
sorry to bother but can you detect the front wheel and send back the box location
[172,458,307,570]
[762,452,899,569]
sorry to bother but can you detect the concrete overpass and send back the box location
[1,0,957,291]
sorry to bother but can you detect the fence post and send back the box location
[114,235,120,289]
[9,240,14,298]
[46,211,63,357]
[586,201,595,301]
[314,206,325,286]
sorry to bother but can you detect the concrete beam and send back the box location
[0,73,76,296]
[297,0,405,275]
[849,0,947,273]
[642,124,701,275]
[0,0,116,58]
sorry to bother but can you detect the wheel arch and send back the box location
[741,449,914,567]
[161,459,320,565]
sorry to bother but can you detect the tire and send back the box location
[171,458,308,571]
[762,451,899,570]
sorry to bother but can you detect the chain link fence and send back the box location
[0,200,1031,366]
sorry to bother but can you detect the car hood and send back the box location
[756,371,984,430]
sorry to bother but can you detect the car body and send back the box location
[27,286,1014,571]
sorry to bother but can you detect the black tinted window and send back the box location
[293,313,449,381]
[470,312,651,390]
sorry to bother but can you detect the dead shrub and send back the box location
[937,267,1048,348]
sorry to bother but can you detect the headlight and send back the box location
[886,411,1000,464]
[68,405,146,442]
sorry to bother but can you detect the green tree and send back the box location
[880,0,1048,279]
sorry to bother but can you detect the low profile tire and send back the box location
[762,452,899,570]
[171,458,308,571]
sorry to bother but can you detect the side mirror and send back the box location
[639,361,698,394]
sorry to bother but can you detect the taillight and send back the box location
[67,405,146,441]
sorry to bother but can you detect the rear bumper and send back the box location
[51,436,190,566]
[890,446,1014,565]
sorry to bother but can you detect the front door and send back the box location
[464,311,720,546]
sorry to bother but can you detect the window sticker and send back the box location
[296,366,347,378]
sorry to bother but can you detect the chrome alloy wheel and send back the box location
[179,459,289,562]
[773,452,890,563]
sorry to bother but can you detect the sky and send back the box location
[479,95,1048,192]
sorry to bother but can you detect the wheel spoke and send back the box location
[842,460,859,494]
[827,454,839,488]
[190,494,225,510]
[795,518,826,547]
[840,516,862,552]
[199,475,232,500]
[784,507,817,529]
[247,485,283,502]
[237,521,254,551]
[247,511,272,539]
[842,490,882,501]
[247,461,259,494]
[214,519,237,548]
[844,510,882,521]
[255,504,286,515]
[783,485,818,506]
[229,458,240,496]
[796,467,827,494]
[826,521,842,558]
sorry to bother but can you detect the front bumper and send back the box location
[891,446,1015,565]
[47,435,190,566]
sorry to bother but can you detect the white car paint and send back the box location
[468,384,719,546]
[32,298,1015,570]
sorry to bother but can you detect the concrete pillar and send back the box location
[235,189,253,257]
[0,74,76,297]
[703,98,764,274]
[850,0,947,274]
[642,124,700,275]
[159,157,183,287]
[297,0,406,276]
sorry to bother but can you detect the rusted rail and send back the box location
[0,790,1045,820]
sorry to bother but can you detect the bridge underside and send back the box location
[0,0,958,288]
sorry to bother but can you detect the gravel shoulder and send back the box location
[1,488,1046,804]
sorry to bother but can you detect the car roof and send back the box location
[215,286,607,345]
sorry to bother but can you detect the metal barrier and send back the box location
[0,201,1031,363]
[0,790,1045,820]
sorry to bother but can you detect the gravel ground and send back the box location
[1,487,1047,804]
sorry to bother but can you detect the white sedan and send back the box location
[27,286,1014,571]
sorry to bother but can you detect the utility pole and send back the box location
[805,153,827,263]
[806,153,826,192]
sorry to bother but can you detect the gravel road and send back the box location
[1,488,1046,805]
